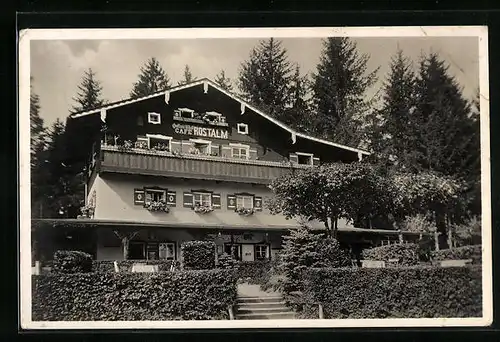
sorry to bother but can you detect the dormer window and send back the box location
[178,108,195,119]
[296,152,314,165]
[148,112,161,125]
[230,143,250,160]
[237,123,248,135]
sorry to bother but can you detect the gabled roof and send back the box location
[69,78,370,156]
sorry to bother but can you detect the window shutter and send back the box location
[313,157,320,166]
[254,196,263,211]
[134,189,145,205]
[167,191,176,206]
[289,153,298,164]
[212,193,221,209]
[183,192,193,208]
[227,194,236,209]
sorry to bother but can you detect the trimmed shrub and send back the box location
[300,266,482,319]
[431,245,482,264]
[361,243,419,266]
[217,253,238,269]
[181,241,216,270]
[52,250,93,274]
[237,260,272,284]
[32,269,237,321]
[93,260,180,273]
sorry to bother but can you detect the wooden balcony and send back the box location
[99,145,311,184]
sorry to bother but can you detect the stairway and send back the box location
[235,295,296,320]
[235,283,295,320]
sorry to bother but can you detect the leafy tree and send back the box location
[178,65,196,85]
[311,37,379,147]
[214,69,233,92]
[280,225,350,294]
[369,49,418,167]
[71,68,107,113]
[130,57,171,98]
[238,38,293,120]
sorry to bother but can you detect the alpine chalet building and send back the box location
[33,78,422,262]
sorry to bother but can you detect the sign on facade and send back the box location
[172,123,229,139]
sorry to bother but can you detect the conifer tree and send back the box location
[130,57,171,98]
[311,37,379,147]
[178,65,196,85]
[214,69,233,92]
[238,38,293,120]
[71,68,107,113]
[281,64,312,132]
[30,79,46,168]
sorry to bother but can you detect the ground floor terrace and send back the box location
[31,219,427,264]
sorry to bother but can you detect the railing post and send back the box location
[228,305,235,320]
[318,303,324,319]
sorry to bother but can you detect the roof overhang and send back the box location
[68,78,370,157]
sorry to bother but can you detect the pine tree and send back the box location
[370,49,418,168]
[238,38,293,120]
[130,57,171,98]
[71,68,107,113]
[311,37,379,147]
[281,64,312,132]
[178,65,196,85]
[30,79,46,169]
[214,69,233,92]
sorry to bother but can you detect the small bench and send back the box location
[439,259,473,267]
[131,263,159,273]
[361,260,386,268]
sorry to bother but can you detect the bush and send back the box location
[93,260,180,273]
[32,269,237,321]
[361,243,419,266]
[52,250,93,274]
[217,253,238,269]
[181,241,216,270]
[237,260,272,284]
[431,245,482,264]
[300,266,482,319]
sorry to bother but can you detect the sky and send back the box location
[30,36,480,126]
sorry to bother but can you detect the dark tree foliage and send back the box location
[71,68,107,113]
[130,57,171,98]
[281,64,313,133]
[178,65,196,85]
[311,37,379,147]
[214,69,234,92]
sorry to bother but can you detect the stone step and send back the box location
[236,312,296,320]
[237,296,284,304]
[236,301,287,309]
[236,306,291,314]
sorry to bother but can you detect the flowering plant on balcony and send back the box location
[145,200,170,213]
[77,205,95,219]
[153,143,170,152]
[235,207,255,216]
[202,114,219,125]
[117,140,133,152]
[134,140,148,149]
[193,203,214,214]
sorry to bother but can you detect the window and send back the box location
[237,123,248,135]
[147,134,172,151]
[255,245,268,260]
[145,188,166,204]
[190,139,211,155]
[148,112,161,124]
[159,242,176,260]
[224,244,241,261]
[179,108,195,119]
[230,143,249,159]
[236,195,254,209]
[296,152,314,165]
[193,192,212,207]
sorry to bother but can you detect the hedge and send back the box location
[431,245,482,264]
[181,241,216,270]
[361,243,419,266]
[52,250,93,273]
[92,260,180,273]
[299,266,482,319]
[32,269,237,321]
[237,260,272,284]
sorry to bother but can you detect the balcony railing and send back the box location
[99,145,311,184]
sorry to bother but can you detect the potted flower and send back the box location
[134,140,148,149]
[193,203,214,214]
[235,207,255,216]
[118,140,133,152]
[153,143,170,152]
[78,205,95,219]
[145,200,170,213]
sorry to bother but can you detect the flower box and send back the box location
[193,204,214,214]
[145,201,170,213]
[235,207,255,216]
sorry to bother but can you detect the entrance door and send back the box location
[129,242,145,260]
[241,244,254,261]
[224,244,241,260]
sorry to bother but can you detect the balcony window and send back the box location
[230,143,249,159]
[147,134,172,151]
[296,152,314,165]
[190,139,211,155]
[145,188,166,204]
[236,195,254,209]
[178,108,195,119]
[193,192,212,207]
[148,112,161,125]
